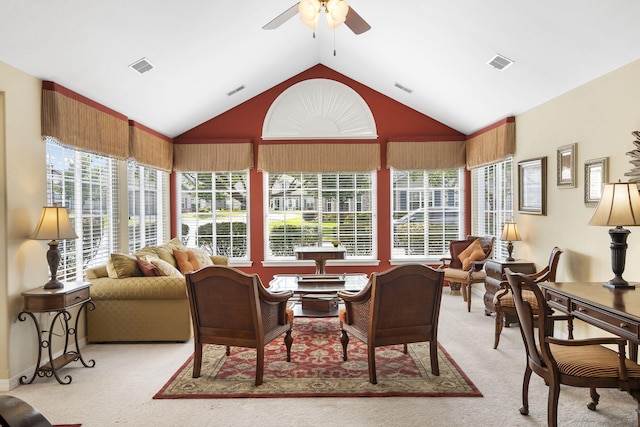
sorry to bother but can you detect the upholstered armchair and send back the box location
[185,265,294,386]
[438,235,495,312]
[505,270,640,426]
[337,264,444,384]
[492,247,563,349]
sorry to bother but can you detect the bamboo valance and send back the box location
[42,81,129,159]
[258,143,380,172]
[387,140,466,170]
[173,142,254,172]
[465,118,515,169]
[128,121,173,172]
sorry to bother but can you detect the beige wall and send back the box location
[0,60,49,390]
[515,58,640,284]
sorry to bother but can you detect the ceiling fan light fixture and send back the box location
[326,0,349,29]
[299,0,349,31]
[299,0,321,29]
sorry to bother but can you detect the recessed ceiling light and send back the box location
[394,82,413,94]
[227,85,245,96]
[487,54,514,71]
[129,58,154,74]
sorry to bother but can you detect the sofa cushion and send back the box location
[190,247,214,268]
[146,256,184,277]
[136,237,187,268]
[107,253,143,278]
[174,249,202,274]
[135,255,163,277]
[211,255,229,266]
[86,264,108,279]
[89,276,188,300]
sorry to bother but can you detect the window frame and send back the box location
[176,170,250,262]
[263,171,377,263]
[390,168,464,262]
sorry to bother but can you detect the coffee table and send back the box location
[269,273,368,317]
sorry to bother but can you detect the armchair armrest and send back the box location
[438,256,452,269]
[470,258,489,272]
[530,266,550,282]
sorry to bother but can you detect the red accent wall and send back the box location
[174,64,466,283]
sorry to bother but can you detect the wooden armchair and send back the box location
[438,235,495,312]
[185,265,294,386]
[505,270,640,426]
[492,247,563,349]
[337,264,444,384]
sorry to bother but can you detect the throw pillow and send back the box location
[135,255,164,277]
[146,256,184,277]
[457,238,486,270]
[189,247,214,268]
[173,249,202,274]
[210,255,229,266]
[107,253,143,278]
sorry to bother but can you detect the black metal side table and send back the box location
[18,281,95,384]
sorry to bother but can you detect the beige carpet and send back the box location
[2,289,639,426]
[154,317,481,399]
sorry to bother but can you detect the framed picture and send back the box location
[518,157,547,215]
[557,143,576,188]
[584,157,609,206]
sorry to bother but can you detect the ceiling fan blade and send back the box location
[344,6,371,34]
[263,3,300,30]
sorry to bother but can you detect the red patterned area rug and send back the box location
[154,317,482,399]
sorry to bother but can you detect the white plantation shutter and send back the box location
[46,139,120,281]
[471,157,514,260]
[128,160,169,253]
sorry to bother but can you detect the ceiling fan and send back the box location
[263,0,371,35]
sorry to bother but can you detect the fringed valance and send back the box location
[258,143,380,172]
[41,81,129,159]
[465,118,515,169]
[387,140,466,170]
[173,141,254,172]
[128,121,173,172]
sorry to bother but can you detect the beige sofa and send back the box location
[85,238,228,343]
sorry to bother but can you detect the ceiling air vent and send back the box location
[488,54,514,71]
[227,85,245,97]
[394,82,413,94]
[129,58,154,74]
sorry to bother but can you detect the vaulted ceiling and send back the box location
[1,1,639,138]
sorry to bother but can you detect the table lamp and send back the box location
[588,182,640,289]
[31,204,78,289]
[500,222,522,261]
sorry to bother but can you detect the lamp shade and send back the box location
[31,204,78,241]
[500,222,522,242]
[589,182,640,226]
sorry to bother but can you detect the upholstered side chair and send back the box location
[492,247,563,349]
[438,235,495,312]
[337,264,444,384]
[505,270,640,427]
[185,265,294,386]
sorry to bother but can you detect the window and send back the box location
[265,172,376,259]
[391,168,463,259]
[45,139,120,282]
[176,171,249,260]
[471,157,514,259]
[127,160,169,253]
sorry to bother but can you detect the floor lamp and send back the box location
[31,204,78,289]
[589,182,640,289]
